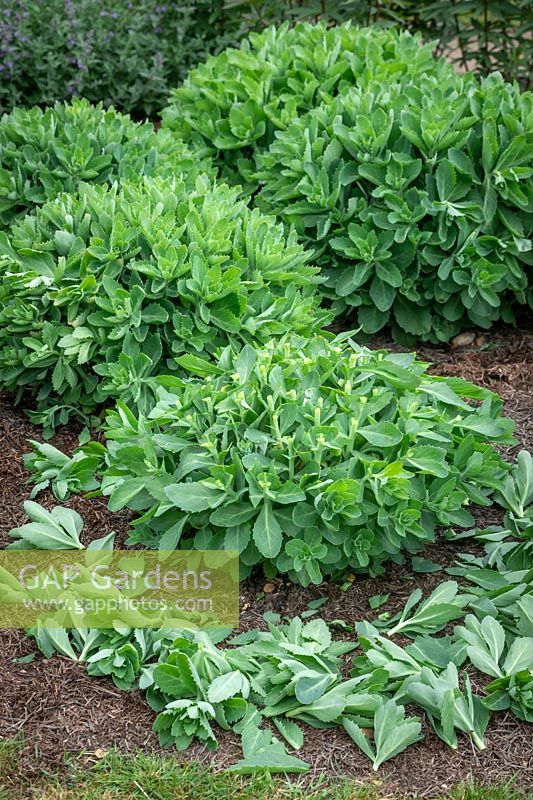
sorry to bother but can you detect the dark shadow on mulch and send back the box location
[0,323,532,798]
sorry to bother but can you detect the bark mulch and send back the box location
[0,324,532,798]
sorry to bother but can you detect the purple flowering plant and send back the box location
[0,0,237,118]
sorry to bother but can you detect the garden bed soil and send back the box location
[1,324,532,798]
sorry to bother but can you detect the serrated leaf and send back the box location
[273,718,304,750]
[228,750,310,774]
[207,670,248,703]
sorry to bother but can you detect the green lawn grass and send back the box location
[0,741,529,800]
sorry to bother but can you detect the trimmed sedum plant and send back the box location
[256,72,533,342]
[100,334,514,583]
[0,176,326,432]
[162,22,447,187]
[0,97,212,230]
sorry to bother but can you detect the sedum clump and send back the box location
[256,72,533,342]
[0,97,213,229]
[0,176,326,431]
[100,333,514,583]
[162,22,447,187]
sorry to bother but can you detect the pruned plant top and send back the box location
[0,97,213,229]
[0,176,326,432]
[95,333,515,581]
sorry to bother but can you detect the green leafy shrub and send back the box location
[0,176,326,432]
[162,22,447,187]
[30,624,178,691]
[99,333,514,582]
[0,98,212,230]
[256,72,533,342]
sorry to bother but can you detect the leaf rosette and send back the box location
[256,72,533,342]
[100,333,514,582]
[162,22,445,188]
[0,97,212,229]
[0,176,326,431]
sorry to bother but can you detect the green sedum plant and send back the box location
[0,176,326,432]
[143,615,408,769]
[0,98,212,230]
[23,438,106,501]
[456,614,533,722]
[31,624,180,691]
[256,72,533,342]
[99,333,514,582]
[162,22,447,188]
[7,500,116,551]
[399,663,490,751]
[343,698,422,770]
